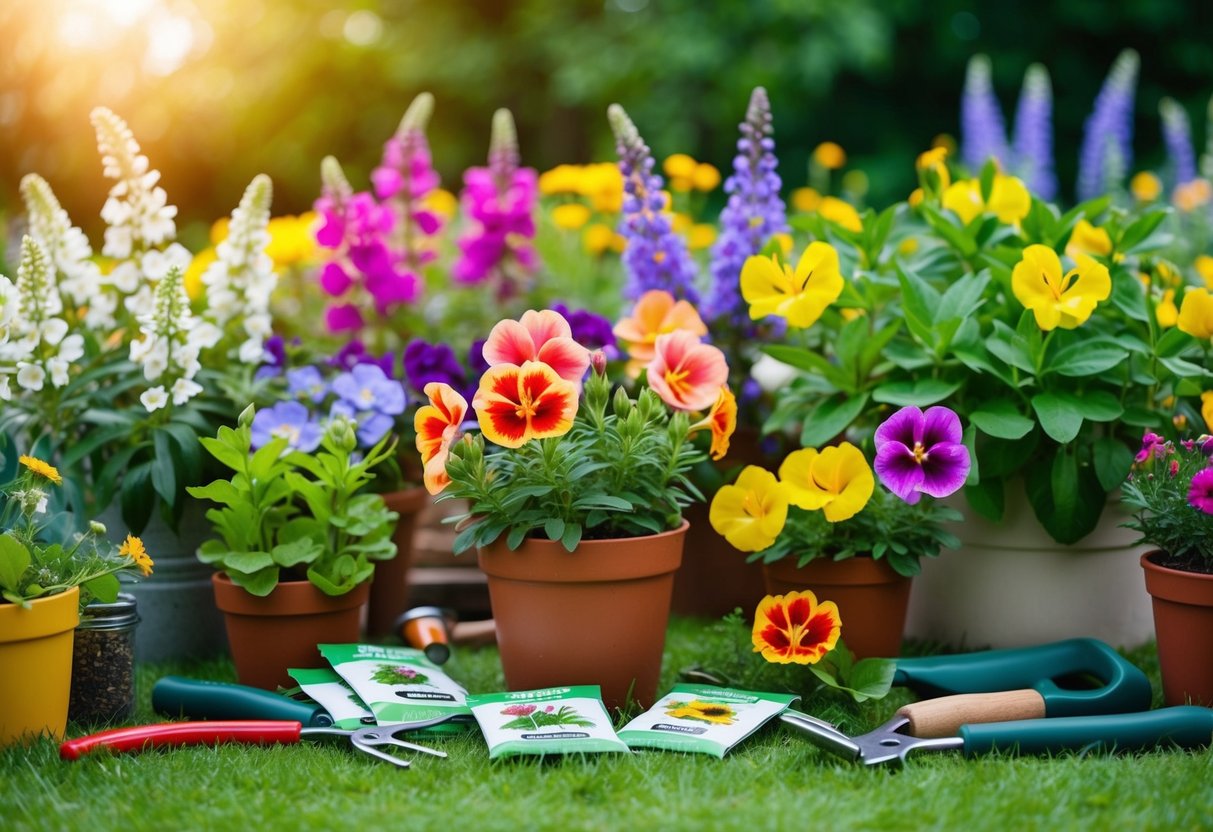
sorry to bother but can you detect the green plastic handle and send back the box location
[892,638,1152,717]
[961,706,1213,756]
[152,676,332,727]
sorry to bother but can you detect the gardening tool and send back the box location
[394,606,497,665]
[152,676,335,726]
[59,713,461,768]
[780,706,1213,765]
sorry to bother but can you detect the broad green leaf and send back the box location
[198,434,248,473]
[1070,390,1123,422]
[224,550,275,573]
[1024,447,1105,544]
[1118,208,1170,252]
[969,400,1035,440]
[121,463,155,535]
[800,393,870,448]
[963,477,1005,522]
[544,518,565,543]
[561,523,583,552]
[871,379,961,407]
[1155,326,1195,358]
[230,565,280,597]
[1093,437,1135,493]
[1030,393,1083,443]
[150,430,179,505]
[271,538,322,568]
[0,533,31,590]
[83,573,120,604]
[1046,342,1129,377]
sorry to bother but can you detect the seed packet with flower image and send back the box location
[288,667,374,729]
[319,644,471,726]
[617,683,799,758]
[466,686,629,759]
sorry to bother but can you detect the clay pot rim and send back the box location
[379,486,430,513]
[0,585,80,642]
[1141,550,1213,580]
[211,572,369,617]
[478,520,689,583]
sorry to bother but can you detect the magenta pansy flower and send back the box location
[1188,468,1213,515]
[874,405,971,505]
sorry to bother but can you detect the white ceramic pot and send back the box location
[905,484,1153,649]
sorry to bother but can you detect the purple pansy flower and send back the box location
[1189,468,1213,515]
[250,401,322,452]
[402,339,466,394]
[874,406,971,505]
[332,364,406,416]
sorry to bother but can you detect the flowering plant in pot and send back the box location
[420,307,735,708]
[709,405,970,658]
[1121,430,1213,705]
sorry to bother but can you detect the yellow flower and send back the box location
[1011,245,1111,331]
[693,163,721,192]
[687,224,717,250]
[1130,171,1162,202]
[424,188,459,220]
[665,700,737,725]
[709,466,789,553]
[813,141,847,170]
[740,242,844,329]
[777,444,874,522]
[818,197,863,233]
[183,248,216,302]
[582,223,615,256]
[842,170,869,198]
[663,153,697,180]
[1156,289,1179,327]
[942,174,1031,225]
[1195,255,1213,289]
[1201,391,1213,433]
[539,164,582,195]
[916,146,951,190]
[551,203,591,231]
[1174,179,1212,212]
[791,187,821,213]
[1178,287,1213,340]
[898,238,920,256]
[1065,219,1113,259]
[265,214,318,269]
[669,212,692,234]
[19,455,61,485]
[120,534,154,577]
[1155,260,1182,287]
[908,188,925,208]
[771,233,794,256]
[210,216,230,245]
[581,163,624,213]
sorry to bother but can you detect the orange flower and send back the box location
[482,310,591,385]
[646,330,729,412]
[690,386,737,460]
[752,590,841,665]
[414,382,469,494]
[613,289,708,374]
[472,361,578,449]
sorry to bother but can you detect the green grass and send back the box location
[3,619,1211,832]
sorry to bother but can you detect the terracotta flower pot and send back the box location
[1141,551,1213,706]
[0,586,79,745]
[212,573,369,690]
[477,521,687,711]
[366,487,430,638]
[671,501,768,619]
[763,556,910,659]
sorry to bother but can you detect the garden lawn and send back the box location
[2,619,1210,832]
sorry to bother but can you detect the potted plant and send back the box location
[422,308,735,710]
[0,453,152,744]
[752,153,1207,646]
[710,405,969,659]
[1121,431,1213,706]
[187,406,398,690]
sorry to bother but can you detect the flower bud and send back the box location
[89,521,107,536]
[590,350,607,377]
[612,386,633,420]
[238,403,256,428]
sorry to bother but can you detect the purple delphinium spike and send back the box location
[550,302,617,355]
[874,406,972,505]
[1160,97,1198,188]
[608,104,700,303]
[1012,64,1057,201]
[961,55,1010,173]
[705,87,787,326]
[452,109,539,298]
[1077,50,1139,202]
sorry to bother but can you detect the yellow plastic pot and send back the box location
[0,586,79,745]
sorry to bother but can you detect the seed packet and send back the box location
[319,644,471,725]
[617,683,800,758]
[466,686,630,759]
[288,667,374,730]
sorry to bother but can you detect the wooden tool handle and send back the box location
[897,690,1047,738]
[451,618,497,646]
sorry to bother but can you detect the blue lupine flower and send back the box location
[705,86,787,327]
[287,366,328,404]
[1160,97,1197,187]
[960,55,1010,173]
[1077,50,1139,202]
[608,104,700,303]
[1012,64,1057,201]
[250,400,323,452]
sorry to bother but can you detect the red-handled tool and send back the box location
[60,715,460,768]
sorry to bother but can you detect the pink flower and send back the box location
[646,330,728,412]
[482,310,590,384]
[501,704,537,717]
[1189,468,1213,514]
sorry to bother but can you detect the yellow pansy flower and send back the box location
[1011,245,1111,331]
[1065,219,1113,260]
[709,466,789,553]
[819,197,862,233]
[740,241,844,329]
[813,141,847,170]
[265,214,318,269]
[771,233,794,256]
[916,146,951,191]
[1130,171,1161,202]
[551,203,591,231]
[777,444,874,523]
[581,163,624,213]
[1195,255,1213,289]
[1178,287,1213,340]
[942,174,1031,225]
[791,187,821,213]
[1201,391,1213,433]
[1156,289,1179,327]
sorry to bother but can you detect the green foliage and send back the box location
[441,368,705,554]
[187,409,399,596]
[1121,435,1213,572]
[500,705,594,731]
[370,664,430,686]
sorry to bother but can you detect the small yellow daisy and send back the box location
[120,534,154,577]
[19,455,62,485]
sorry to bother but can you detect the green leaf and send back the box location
[1031,393,1083,443]
[1155,326,1195,358]
[0,533,31,591]
[1093,437,1135,493]
[561,523,583,552]
[1046,342,1129,377]
[963,478,1005,522]
[196,539,232,565]
[186,480,244,507]
[544,517,565,543]
[895,266,941,345]
[224,550,275,573]
[198,434,248,473]
[571,494,633,511]
[1118,208,1170,252]
[151,429,179,505]
[969,400,1035,440]
[1069,390,1123,423]
[871,379,961,407]
[1024,446,1105,544]
[506,525,528,550]
[83,573,120,604]
[800,394,870,448]
[121,463,155,534]
[228,565,280,597]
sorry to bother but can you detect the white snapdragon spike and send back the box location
[0,273,18,343]
[19,174,105,317]
[91,107,178,259]
[201,174,277,365]
[0,237,76,392]
[129,266,204,411]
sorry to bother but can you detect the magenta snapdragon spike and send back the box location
[706,87,786,326]
[1011,64,1057,201]
[1077,50,1139,202]
[1160,97,1198,188]
[452,109,539,298]
[874,406,971,505]
[374,92,443,272]
[960,55,1010,173]
[609,104,700,303]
